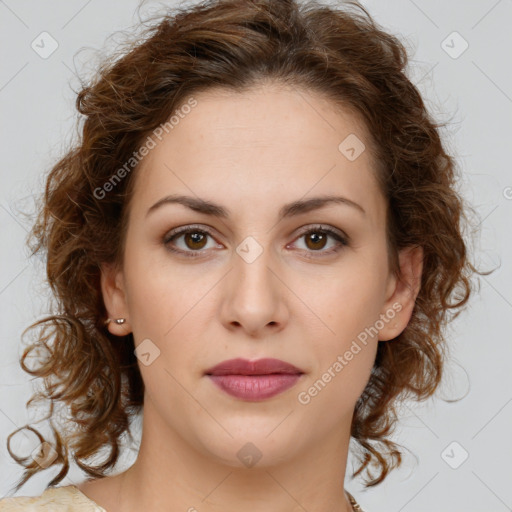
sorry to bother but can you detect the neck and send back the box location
[114,401,354,512]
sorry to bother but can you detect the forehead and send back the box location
[130,83,385,224]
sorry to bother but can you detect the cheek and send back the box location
[293,256,385,393]
[123,242,196,325]
[298,256,387,338]
[296,334,377,421]
[123,251,216,364]
[297,298,379,414]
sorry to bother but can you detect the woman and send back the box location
[0,0,481,510]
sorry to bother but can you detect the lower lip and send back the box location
[207,374,302,401]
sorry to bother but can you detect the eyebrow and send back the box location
[146,193,366,220]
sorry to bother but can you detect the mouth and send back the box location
[205,358,305,401]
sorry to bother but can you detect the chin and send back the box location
[195,425,304,470]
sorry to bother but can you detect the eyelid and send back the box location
[292,223,348,242]
[287,224,349,258]
[163,224,221,248]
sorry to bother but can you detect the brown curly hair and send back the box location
[6,0,487,494]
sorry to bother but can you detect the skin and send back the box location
[77,82,423,512]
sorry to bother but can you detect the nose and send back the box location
[219,238,289,337]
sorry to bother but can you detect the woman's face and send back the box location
[102,83,421,469]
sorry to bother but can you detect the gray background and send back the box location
[1,0,511,510]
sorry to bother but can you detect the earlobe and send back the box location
[378,245,424,341]
[100,262,131,336]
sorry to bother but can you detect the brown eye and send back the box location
[183,231,208,250]
[163,226,220,257]
[304,231,328,251]
[292,226,349,258]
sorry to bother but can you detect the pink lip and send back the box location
[205,358,304,401]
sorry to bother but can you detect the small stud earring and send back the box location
[105,318,126,325]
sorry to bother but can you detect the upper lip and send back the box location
[205,358,304,376]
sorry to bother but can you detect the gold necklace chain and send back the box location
[345,490,364,512]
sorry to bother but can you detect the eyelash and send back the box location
[162,224,349,259]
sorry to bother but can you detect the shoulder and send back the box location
[0,485,107,511]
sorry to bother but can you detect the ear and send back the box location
[378,245,423,341]
[100,262,131,336]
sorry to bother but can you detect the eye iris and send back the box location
[305,232,327,250]
[185,232,207,250]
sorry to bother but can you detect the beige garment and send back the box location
[0,485,106,511]
[0,485,365,512]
